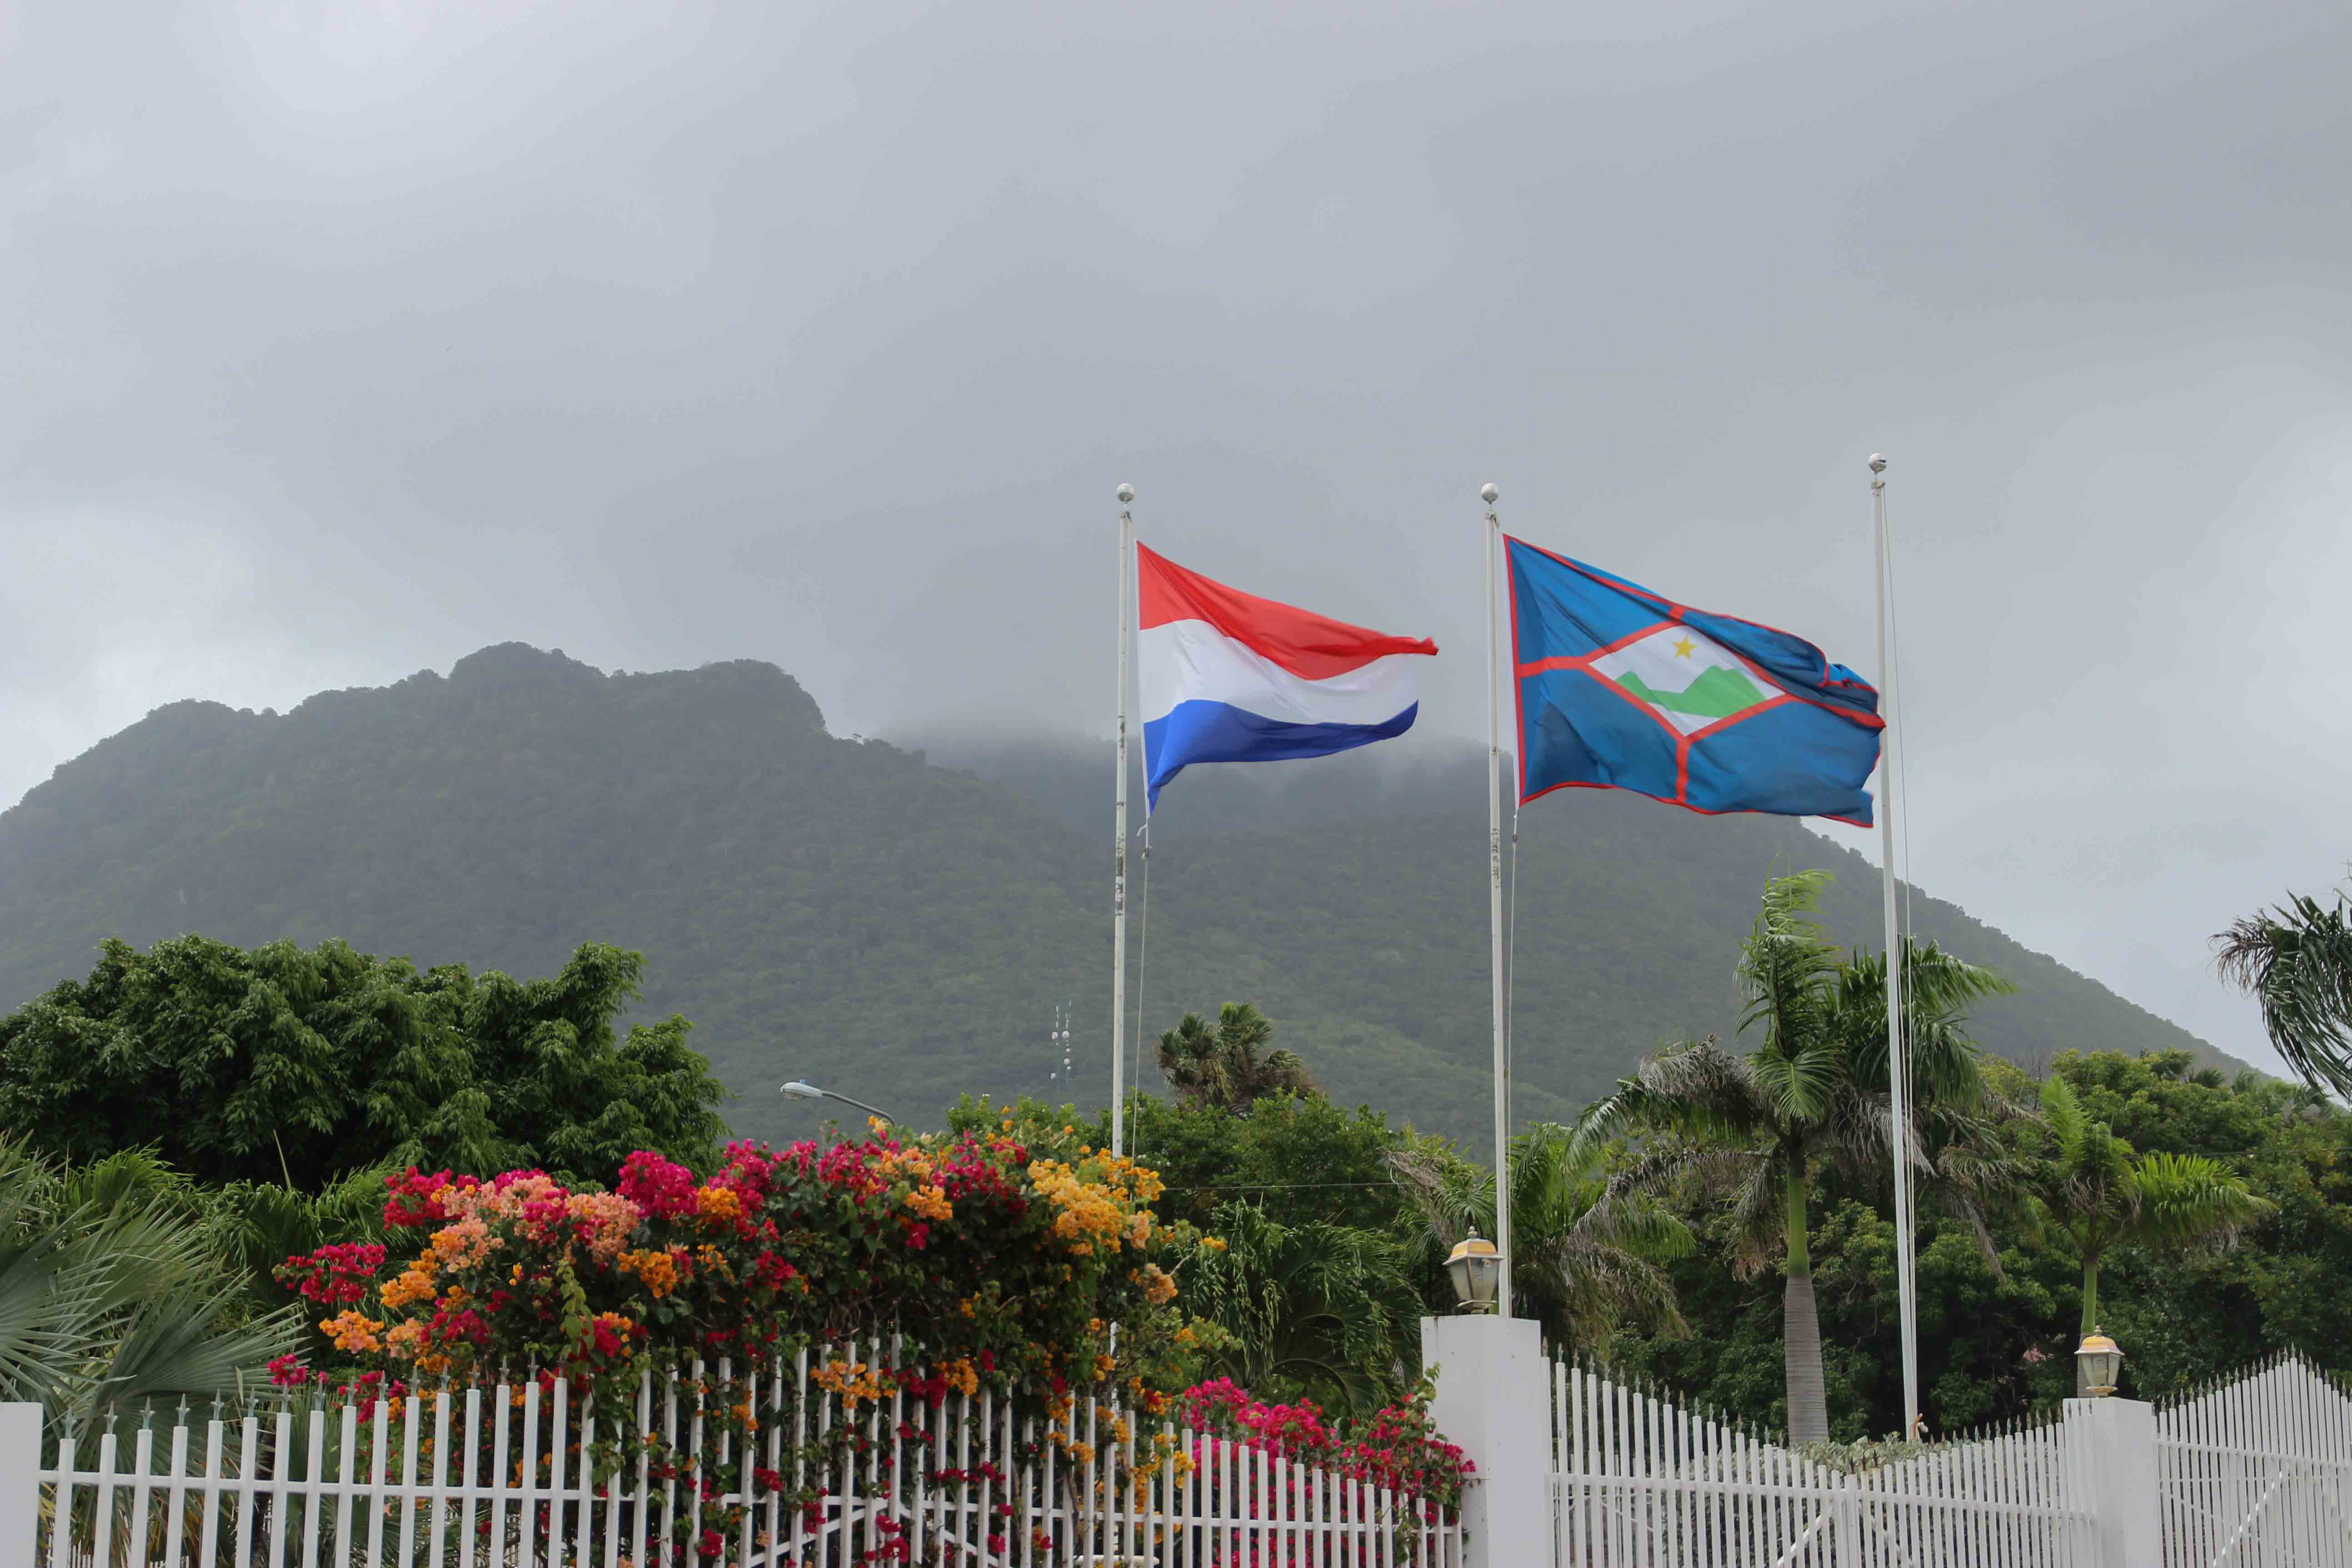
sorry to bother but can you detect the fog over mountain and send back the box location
[5,1,2347,1074]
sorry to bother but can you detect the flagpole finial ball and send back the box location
[1868,454,1888,474]
[1480,483,1499,505]
[1116,483,1134,504]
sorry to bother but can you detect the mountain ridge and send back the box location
[0,645,2245,1151]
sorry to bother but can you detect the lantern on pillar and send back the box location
[2076,1329,2124,1397]
[1445,1237,1502,1313]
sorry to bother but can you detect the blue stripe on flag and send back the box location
[1143,700,1419,809]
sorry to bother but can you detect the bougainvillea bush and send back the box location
[269,1121,1481,1561]
[280,1124,1194,1395]
[1179,1375,1475,1513]
[273,1123,1208,1557]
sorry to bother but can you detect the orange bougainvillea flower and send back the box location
[321,1311,386,1355]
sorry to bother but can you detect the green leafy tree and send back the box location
[2028,1074,2272,1358]
[0,935,729,1187]
[1573,871,2015,1444]
[1121,1092,1411,1234]
[1388,1122,1695,1349]
[1154,1002,1318,1112]
[2215,889,2352,1100]
[0,1140,299,1440]
[1179,1201,1425,1417]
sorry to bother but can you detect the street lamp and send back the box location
[2076,1328,2124,1398]
[1445,1237,1502,1313]
[779,1080,896,1125]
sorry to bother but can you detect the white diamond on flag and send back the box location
[1589,625,1774,736]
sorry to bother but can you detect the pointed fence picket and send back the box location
[30,1334,1462,1568]
[1547,1355,2099,1567]
[2156,1348,2352,1568]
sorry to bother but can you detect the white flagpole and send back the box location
[1111,481,1135,1157]
[1482,481,1513,1315]
[1871,452,1921,1436]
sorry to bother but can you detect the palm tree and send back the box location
[1154,1002,1318,1111]
[0,1140,299,1440]
[2027,1074,2272,1385]
[2215,890,2352,1100]
[1179,1201,1425,1418]
[1388,1122,1695,1350]
[1570,870,2015,1444]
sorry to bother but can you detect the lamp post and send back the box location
[779,1081,896,1126]
[1446,1237,1502,1314]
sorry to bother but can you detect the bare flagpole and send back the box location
[1111,482,1135,1157]
[1871,452,1921,1435]
[1483,481,1513,1315]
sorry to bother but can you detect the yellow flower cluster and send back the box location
[812,1359,894,1409]
[941,1357,980,1397]
[695,1185,743,1226]
[905,1183,954,1222]
[380,1253,439,1309]
[1029,1156,1160,1257]
[321,1310,385,1354]
[618,1248,682,1298]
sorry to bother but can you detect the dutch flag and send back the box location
[1138,542,1439,810]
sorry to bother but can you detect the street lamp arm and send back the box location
[819,1088,894,1125]
[779,1079,894,1125]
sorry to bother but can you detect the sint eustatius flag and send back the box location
[1507,536,1883,823]
[1138,543,1438,810]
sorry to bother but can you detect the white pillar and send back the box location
[1422,1315,1550,1568]
[2066,1397,2161,1568]
[0,1402,39,1568]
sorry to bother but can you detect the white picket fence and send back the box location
[24,1336,1462,1568]
[1549,1357,2097,1566]
[2159,1349,2352,1568]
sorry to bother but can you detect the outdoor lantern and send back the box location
[1445,1237,1501,1313]
[2076,1329,2124,1397]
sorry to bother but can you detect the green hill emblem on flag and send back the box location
[1590,625,1775,736]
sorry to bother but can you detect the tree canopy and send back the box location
[0,935,729,1188]
[1574,871,2013,1443]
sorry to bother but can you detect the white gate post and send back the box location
[1422,1315,1550,1568]
[2066,1396,2160,1568]
[0,1403,40,1568]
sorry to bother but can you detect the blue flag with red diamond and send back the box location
[1506,536,1884,824]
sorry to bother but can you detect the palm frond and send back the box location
[2214,893,2352,1100]
[2128,1152,2274,1252]
[2039,1076,2090,1162]
[1570,1038,1766,1164]
[1736,872,1842,1057]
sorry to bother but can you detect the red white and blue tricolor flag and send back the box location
[1138,543,1438,810]
[1507,536,1884,824]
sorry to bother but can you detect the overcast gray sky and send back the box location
[4,0,2347,1072]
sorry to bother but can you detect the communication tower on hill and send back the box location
[1047,998,1071,1088]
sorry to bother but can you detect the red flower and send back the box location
[384,1167,458,1227]
[274,1243,386,1305]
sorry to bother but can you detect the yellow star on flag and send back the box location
[1670,635,1697,659]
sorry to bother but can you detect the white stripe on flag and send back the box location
[1138,619,1422,729]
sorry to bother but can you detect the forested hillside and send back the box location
[0,644,2241,1147]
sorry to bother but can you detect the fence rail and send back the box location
[29,1338,1461,1568]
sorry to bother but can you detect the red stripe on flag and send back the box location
[1135,542,1437,681]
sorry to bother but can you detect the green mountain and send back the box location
[0,645,2244,1152]
[1615,664,1767,719]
